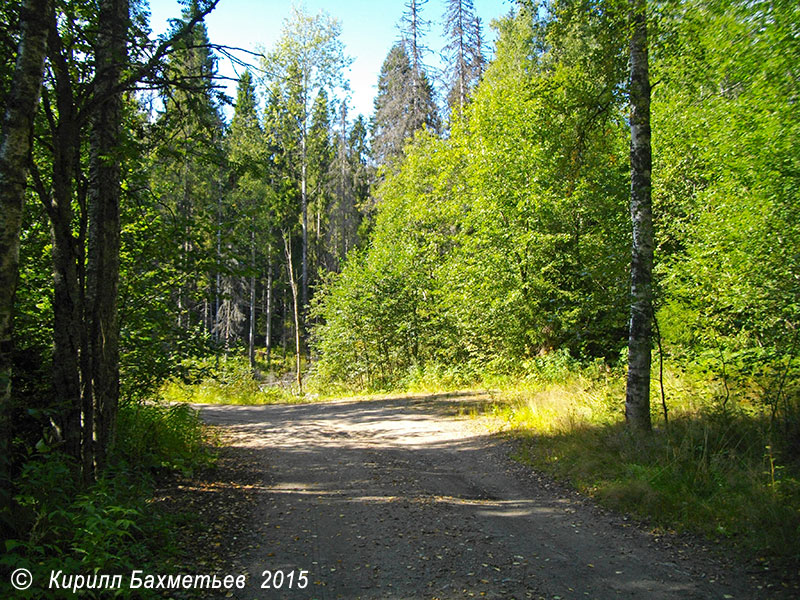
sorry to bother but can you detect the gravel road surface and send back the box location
[197,395,777,600]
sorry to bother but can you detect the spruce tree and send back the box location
[372,43,438,166]
[442,0,484,119]
[227,70,264,366]
[150,7,224,336]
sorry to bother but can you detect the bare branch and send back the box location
[80,0,222,123]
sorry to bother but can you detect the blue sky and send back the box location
[147,0,514,120]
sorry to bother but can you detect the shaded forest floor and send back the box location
[150,431,262,599]
[156,394,798,599]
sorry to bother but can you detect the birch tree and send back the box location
[0,0,51,493]
[625,0,654,431]
[263,5,350,313]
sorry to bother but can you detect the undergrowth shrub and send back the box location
[400,362,482,393]
[1,400,213,598]
[162,355,302,404]
[1,459,167,599]
[116,401,214,474]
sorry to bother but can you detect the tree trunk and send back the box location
[410,2,420,121]
[214,191,221,342]
[0,0,51,495]
[50,196,83,460]
[338,103,347,263]
[265,248,273,366]
[47,13,84,462]
[457,0,466,114]
[281,292,287,362]
[625,0,653,432]
[282,233,302,393]
[85,0,128,470]
[248,223,256,372]
[301,128,308,312]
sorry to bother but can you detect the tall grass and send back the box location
[481,358,800,560]
[161,354,305,405]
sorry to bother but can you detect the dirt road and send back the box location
[197,395,775,600]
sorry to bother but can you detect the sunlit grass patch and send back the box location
[479,362,800,561]
[161,378,304,405]
[159,354,308,405]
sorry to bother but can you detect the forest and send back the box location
[1,0,799,594]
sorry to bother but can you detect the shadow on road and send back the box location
[192,394,770,600]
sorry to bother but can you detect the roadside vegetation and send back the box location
[258,348,798,562]
[160,355,303,406]
[1,403,215,599]
[469,352,800,562]
[306,0,800,566]
[159,347,800,563]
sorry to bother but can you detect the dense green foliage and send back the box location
[313,2,633,387]
[313,0,800,435]
[3,1,367,460]
[1,402,213,599]
[652,0,800,439]
[2,0,798,576]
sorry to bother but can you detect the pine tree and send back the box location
[472,16,486,80]
[348,115,371,210]
[346,114,370,246]
[229,70,259,138]
[262,64,306,385]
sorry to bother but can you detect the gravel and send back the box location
[195,394,789,600]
